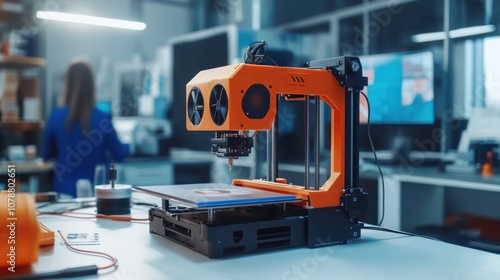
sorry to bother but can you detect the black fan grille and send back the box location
[187,87,204,126]
[210,84,228,126]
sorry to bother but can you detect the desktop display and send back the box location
[359,51,434,124]
[171,31,230,151]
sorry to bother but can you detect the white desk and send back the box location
[7,198,500,280]
[366,165,500,231]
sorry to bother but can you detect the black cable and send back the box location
[244,40,279,66]
[360,91,385,226]
[363,225,442,242]
[244,40,267,64]
[1,265,98,280]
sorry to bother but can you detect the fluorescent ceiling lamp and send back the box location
[449,24,496,38]
[36,11,146,30]
[411,31,446,43]
[411,24,496,43]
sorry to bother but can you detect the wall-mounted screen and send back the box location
[359,51,435,124]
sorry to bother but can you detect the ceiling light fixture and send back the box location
[449,24,496,38]
[411,24,496,43]
[411,31,446,43]
[36,11,146,31]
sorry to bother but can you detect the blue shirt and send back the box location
[42,106,129,197]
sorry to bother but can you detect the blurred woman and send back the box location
[42,60,129,197]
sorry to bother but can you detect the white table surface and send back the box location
[10,195,500,280]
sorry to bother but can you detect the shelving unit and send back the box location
[0,0,51,193]
[0,121,43,132]
[0,55,46,69]
[1,0,45,128]
[0,56,45,129]
[0,0,24,22]
[0,56,48,191]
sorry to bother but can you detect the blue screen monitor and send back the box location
[359,51,434,124]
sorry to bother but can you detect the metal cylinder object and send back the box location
[95,184,132,215]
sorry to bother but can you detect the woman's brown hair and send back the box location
[62,60,96,133]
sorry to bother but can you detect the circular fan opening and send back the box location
[210,84,228,126]
[187,87,204,126]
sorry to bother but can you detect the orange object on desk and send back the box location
[0,191,41,268]
[446,213,500,242]
[38,222,55,247]
[481,151,494,177]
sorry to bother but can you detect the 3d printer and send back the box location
[137,56,369,258]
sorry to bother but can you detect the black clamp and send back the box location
[340,187,369,212]
[308,56,367,91]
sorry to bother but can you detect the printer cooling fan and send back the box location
[188,86,204,126]
[210,84,228,126]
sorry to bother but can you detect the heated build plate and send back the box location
[135,183,299,209]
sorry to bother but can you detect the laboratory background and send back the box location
[0,0,500,279]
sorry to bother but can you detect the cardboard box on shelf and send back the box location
[18,78,38,98]
[0,71,19,104]
[1,102,19,122]
[2,71,19,96]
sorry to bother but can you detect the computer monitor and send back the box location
[359,51,435,124]
[323,51,439,153]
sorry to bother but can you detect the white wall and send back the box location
[142,1,192,60]
[40,0,191,117]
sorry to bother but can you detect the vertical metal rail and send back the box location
[345,87,360,190]
[314,95,320,189]
[208,209,215,223]
[267,96,278,182]
[441,0,452,154]
[304,95,310,189]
